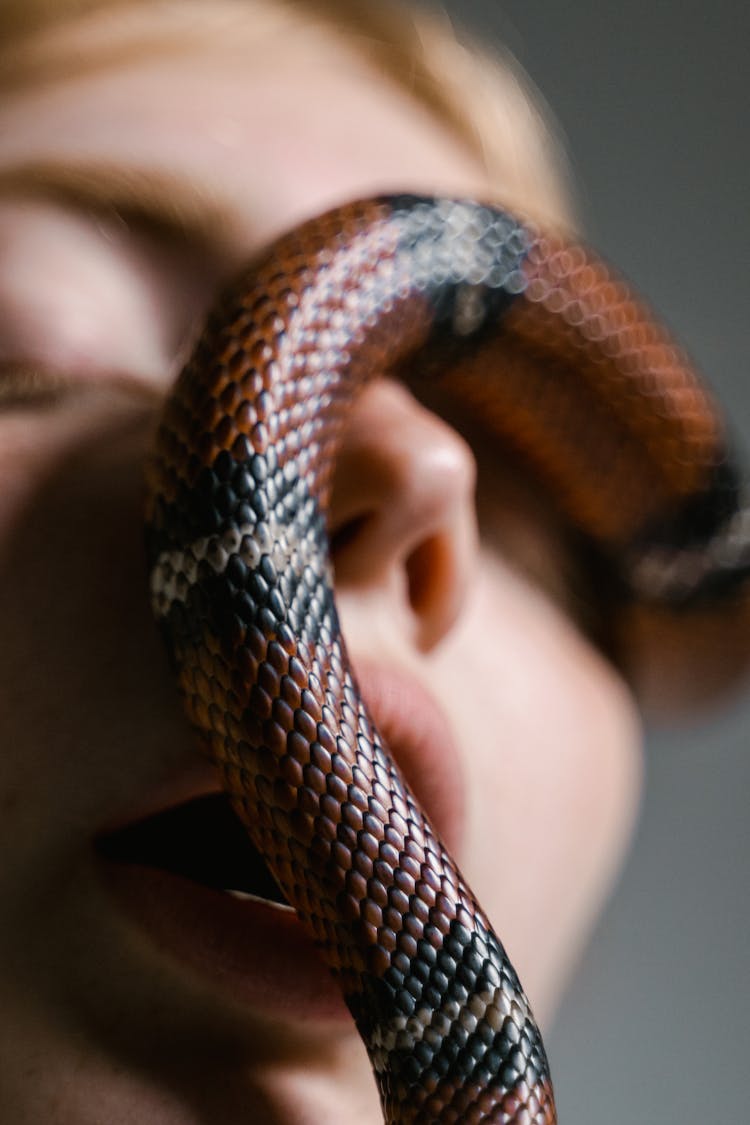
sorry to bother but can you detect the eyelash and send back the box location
[0,362,81,410]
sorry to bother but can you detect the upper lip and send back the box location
[98,658,465,880]
[351,655,465,855]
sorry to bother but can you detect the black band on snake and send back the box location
[144,196,749,1124]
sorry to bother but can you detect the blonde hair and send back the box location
[0,0,575,232]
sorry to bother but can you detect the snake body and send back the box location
[145,196,749,1123]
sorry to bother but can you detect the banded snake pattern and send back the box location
[145,196,749,1123]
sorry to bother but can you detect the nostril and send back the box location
[406,535,445,616]
[329,512,373,558]
[406,530,464,651]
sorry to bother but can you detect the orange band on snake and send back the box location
[144,196,749,1124]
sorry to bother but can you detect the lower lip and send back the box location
[99,860,352,1024]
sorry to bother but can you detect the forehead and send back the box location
[0,0,493,263]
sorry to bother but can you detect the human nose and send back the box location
[328,377,478,651]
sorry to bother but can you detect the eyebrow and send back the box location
[0,157,233,248]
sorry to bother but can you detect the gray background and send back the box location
[433,1,749,1121]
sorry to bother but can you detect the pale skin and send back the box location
[0,2,642,1122]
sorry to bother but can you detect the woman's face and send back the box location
[0,3,642,1122]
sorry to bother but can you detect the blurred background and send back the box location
[433,1,749,1121]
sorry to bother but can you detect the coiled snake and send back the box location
[144,196,749,1123]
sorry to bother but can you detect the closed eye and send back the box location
[0,193,225,405]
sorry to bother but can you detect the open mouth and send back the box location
[96,790,348,1021]
[94,664,464,1021]
[97,793,291,909]
[97,660,464,922]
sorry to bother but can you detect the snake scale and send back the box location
[144,196,749,1123]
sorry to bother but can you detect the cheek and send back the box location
[0,399,181,882]
[430,553,643,1021]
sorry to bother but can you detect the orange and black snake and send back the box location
[144,196,749,1123]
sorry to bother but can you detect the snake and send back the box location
[144,195,749,1124]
